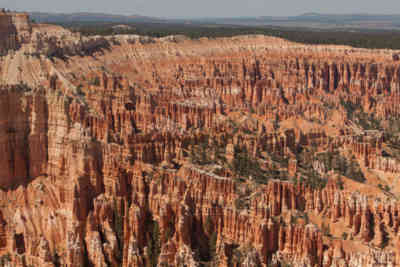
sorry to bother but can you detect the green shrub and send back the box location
[342,232,348,240]
[91,76,101,86]
[235,198,247,210]
[208,231,217,260]
[146,220,161,267]
[321,222,331,237]
[231,145,279,184]
[336,176,344,190]
[113,200,124,261]
[316,152,365,183]
[76,84,85,96]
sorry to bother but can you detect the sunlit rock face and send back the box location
[2,12,400,267]
[0,12,31,55]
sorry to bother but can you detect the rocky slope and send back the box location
[1,13,400,267]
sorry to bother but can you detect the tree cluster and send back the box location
[58,21,400,50]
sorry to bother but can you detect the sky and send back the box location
[2,0,400,18]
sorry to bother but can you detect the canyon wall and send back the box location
[0,12,30,55]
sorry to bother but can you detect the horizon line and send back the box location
[8,9,400,20]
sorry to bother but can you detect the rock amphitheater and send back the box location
[1,12,400,267]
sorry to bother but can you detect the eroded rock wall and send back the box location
[0,12,30,55]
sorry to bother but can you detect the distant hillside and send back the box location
[29,12,165,24]
[192,13,400,30]
[29,12,400,30]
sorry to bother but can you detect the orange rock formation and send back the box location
[1,13,400,267]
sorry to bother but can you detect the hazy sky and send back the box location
[3,0,400,18]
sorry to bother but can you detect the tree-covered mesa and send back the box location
[56,21,400,50]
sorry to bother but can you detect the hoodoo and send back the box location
[0,10,31,55]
